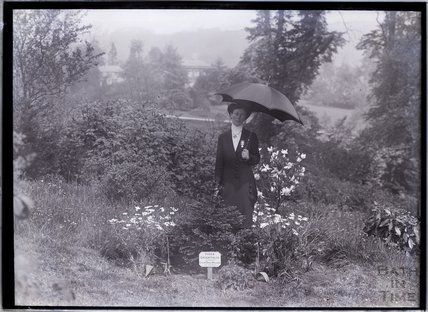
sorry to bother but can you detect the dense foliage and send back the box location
[357,11,421,196]
[364,202,420,253]
[242,10,345,103]
[302,62,372,109]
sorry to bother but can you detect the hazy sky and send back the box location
[82,9,384,67]
[84,9,382,37]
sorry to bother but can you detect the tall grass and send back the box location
[15,177,416,273]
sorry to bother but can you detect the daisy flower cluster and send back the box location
[108,204,178,232]
[255,146,306,208]
[252,197,309,236]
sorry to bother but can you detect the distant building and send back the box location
[99,65,124,86]
[182,58,212,87]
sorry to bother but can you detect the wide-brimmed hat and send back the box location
[227,102,251,119]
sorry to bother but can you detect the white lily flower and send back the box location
[260,222,269,229]
[267,146,274,153]
[135,206,141,211]
[281,187,291,196]
[301,153,306,159]
[292,229,299,236]
[302,217,308,221]
[254,173,260,180]
[270,186,275,192]
[261,164,271,172]
[297,157,302,162]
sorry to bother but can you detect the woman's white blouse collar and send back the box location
[231,124,243,133]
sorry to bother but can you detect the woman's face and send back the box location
[230,108,247,126]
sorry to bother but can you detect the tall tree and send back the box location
[160,45,192,110]
[13,10,102,125]
[13,9,103,178]
[357,12,421,194]
[242,10,345,103]
[192,58,229,104]
[162,45,188,91]
[241,10,344,144]
[107,42,119,65]
[122,40,150,103]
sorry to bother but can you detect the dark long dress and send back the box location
[215,128,260,227]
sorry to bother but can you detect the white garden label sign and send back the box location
[199,251,221,268]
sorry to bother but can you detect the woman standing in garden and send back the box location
[215,102,260,227]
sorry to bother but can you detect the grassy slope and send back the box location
[14,179,420,308]
[15,230,419,308]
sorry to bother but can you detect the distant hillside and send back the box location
[94,27,249,67]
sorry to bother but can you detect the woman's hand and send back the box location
[241,149,250,160]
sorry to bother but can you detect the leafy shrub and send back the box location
[296,173,375,212]
[165,89,194,111]
[364,202,420,252]
[169,197,245,270]
[100,161,174,202]
[57,99,218,202]
[215,264,255,291]
[169,129,217,200]
[314,139,374,184]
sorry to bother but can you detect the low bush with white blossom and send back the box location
[103,204,179,271]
